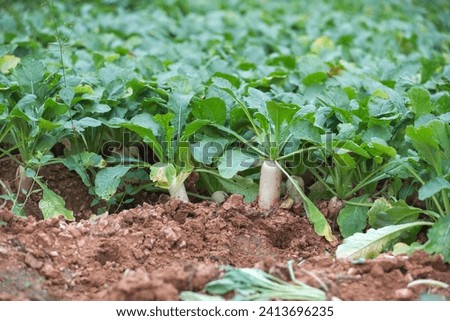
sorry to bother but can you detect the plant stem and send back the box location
[343,200,373,207]
[441,190,450,215]
[276,146,319,161]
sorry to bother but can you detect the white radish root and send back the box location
[168,182,189,202]
[258,160,282,210]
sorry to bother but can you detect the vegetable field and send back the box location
[0,0,449,301]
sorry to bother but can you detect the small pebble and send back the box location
[394,288,414,300]
[348,267,360,275]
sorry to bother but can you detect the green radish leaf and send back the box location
[85,103,111,114]
[0,104,7,120]
[303,195,334,242]
[266,101,298,143]
[332,152,356,168]
[94,165,130,200]
[104,79,126,100]
[218,149,257,179]
[430,120,450,152]
[43,98,68,119]
[419,177,450,201]
[299,55,328,85]
[335,123,356,140]
[191,136,229,165]
[368,200,423,228]
[38,183,74,221]
[68,117,102,131]
[337,195,370,238]
[214,174,258,203]
[244,87,270,115]
[367,198,391,226]
[192,97,226,125]
[37,118,60,131]
[167,92,194,139]
[60,87,75,107]
[11,94,37,120]
[406,125,441,172]
[366,137,397,158]
[0,54,20,74]
[336,222,433,260]
[63,152,106,187]
[110,114,163,160]
[182,119,211,139]
[168,75,193,94]
[15,56,45,90]
[409,87,432,117]
[150,163,190,193]
[254,112,270,135]
[420,56,440,83]
[424,215,450,263]
[333,140,370,158]
[290,119,321,143]
[368,95,398,119]
[128,113,161,135]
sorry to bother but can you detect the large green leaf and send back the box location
[167,92,194,140]
[406,125,441,174]
[191,135,229,165]
[182,119,211,139]
[289,119,321,143]
[409,87,432,117]
[336,222,433,260]
[214,174,258,203]
[424,215,450,263]
[63,152,107,187]
[15,56,45,91]
[244,88,270,115]
[218,149,257,179]
[37,182,74,221]
[266,101,298,144]
[94,165,131,200]
[110,114,163,161]
[418,177,450,200]
[303,194,334,242]
[337,195,370,238]
[192,97,226,125]
[368,199,423,228]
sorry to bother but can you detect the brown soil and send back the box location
[0,162,449,301]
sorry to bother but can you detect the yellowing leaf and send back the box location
[0,55,20,74]
[310,36,334,54]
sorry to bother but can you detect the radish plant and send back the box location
[0,56,75,219]
[337,99,450,263]
[203,79,333,241]
[104,76,210,202]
